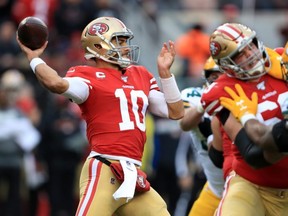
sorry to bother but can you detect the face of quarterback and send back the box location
[111,36,131,60]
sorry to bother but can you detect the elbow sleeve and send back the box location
[234,128,272,169]
[208,145,224,169]
[272,119,288,153]
[198,117,212,138]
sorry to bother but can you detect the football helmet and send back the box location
[81,17,140,68]
[203,56,222,84]
[209,23,270,80]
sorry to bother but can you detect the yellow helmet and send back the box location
[203,56,220,79]
[209,23,269,80]
[81,17,140,68]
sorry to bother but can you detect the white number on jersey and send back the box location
[257,91,288,125]
[115,89,148,132]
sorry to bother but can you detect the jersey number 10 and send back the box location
[115,89,148,132]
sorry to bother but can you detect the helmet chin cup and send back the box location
[117,57,131,68]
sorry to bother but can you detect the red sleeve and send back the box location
[274,47,284,55]
[201,75,247,116]
[201,79,226,116]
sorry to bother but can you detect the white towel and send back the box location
[113,160,137,202]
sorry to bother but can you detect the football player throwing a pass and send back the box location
[17,17,184,216]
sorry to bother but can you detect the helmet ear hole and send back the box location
[94,44,102,49]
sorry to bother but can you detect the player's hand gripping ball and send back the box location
[17,16,48,50]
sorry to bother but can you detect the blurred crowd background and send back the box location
[0,0,287,216]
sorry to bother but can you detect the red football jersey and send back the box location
[221,126,234,179]
[201,73,288,188]
[65,65,160,161]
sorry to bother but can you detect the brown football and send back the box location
[17,16,48,50]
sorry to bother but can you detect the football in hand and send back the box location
[17,16,48,50]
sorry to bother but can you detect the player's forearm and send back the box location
[179,107,203,131]
[244,119,278,151]
[167,100,184,120]
[159,74,184,119]
[263,150,285,164]
[33,62,69,94]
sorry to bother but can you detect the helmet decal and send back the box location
[217,24,244,42]
[88,22,109,36]
[210,41,221,57]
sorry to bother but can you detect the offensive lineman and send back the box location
[219,83,288,155]
[201,23,288,216]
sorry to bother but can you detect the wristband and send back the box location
[160,74,181,103]
[30,58,46,73]
[240,114,257,126]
